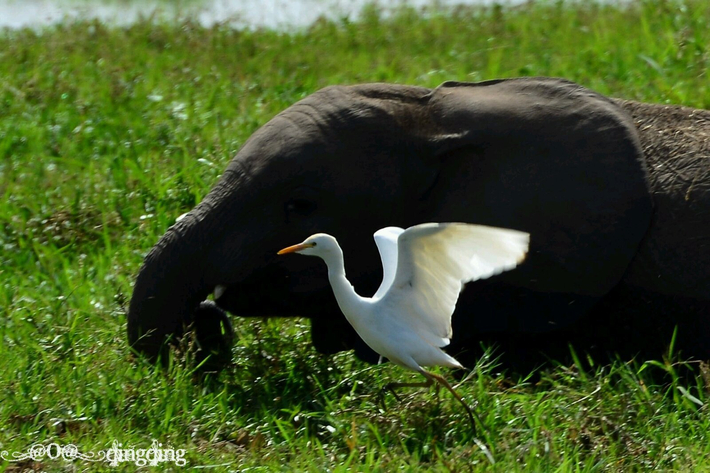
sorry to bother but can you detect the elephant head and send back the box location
[128,78,656,364]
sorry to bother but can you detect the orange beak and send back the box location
[277,242,315,255]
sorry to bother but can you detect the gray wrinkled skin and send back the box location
[127,78,709,369]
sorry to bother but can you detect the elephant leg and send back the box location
[310,312,381,364]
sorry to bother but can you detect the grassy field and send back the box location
[1,0,709,470]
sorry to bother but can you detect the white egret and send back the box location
[278,222,529,430]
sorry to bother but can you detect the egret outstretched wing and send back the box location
[381,223,529,347]
[373,226,405,299]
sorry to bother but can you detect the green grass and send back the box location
[1,0,709,470]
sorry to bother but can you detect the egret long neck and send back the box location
[320,247,367,322]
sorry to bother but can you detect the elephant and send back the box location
[127,77,710,371]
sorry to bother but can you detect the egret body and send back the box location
[278,223,529,429]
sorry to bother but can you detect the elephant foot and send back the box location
[192,300,235,372]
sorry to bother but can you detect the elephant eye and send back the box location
[285,198,317,218]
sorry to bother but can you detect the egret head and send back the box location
[277,233,340,259]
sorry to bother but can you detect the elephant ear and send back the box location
[416,77,653,300]
[424,78,632,158]
[427,131,478,158]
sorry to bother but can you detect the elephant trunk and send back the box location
[127,176,241,360]
[127,214,212,360]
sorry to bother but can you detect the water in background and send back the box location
[0,0,515,30]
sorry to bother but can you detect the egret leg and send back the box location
[420,370,482,434]
[379,377,433,410]
[383,371,481,435]
[383,377,433,402]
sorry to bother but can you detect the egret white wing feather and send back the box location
[373,227,405,299]
[381,223,529,347]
